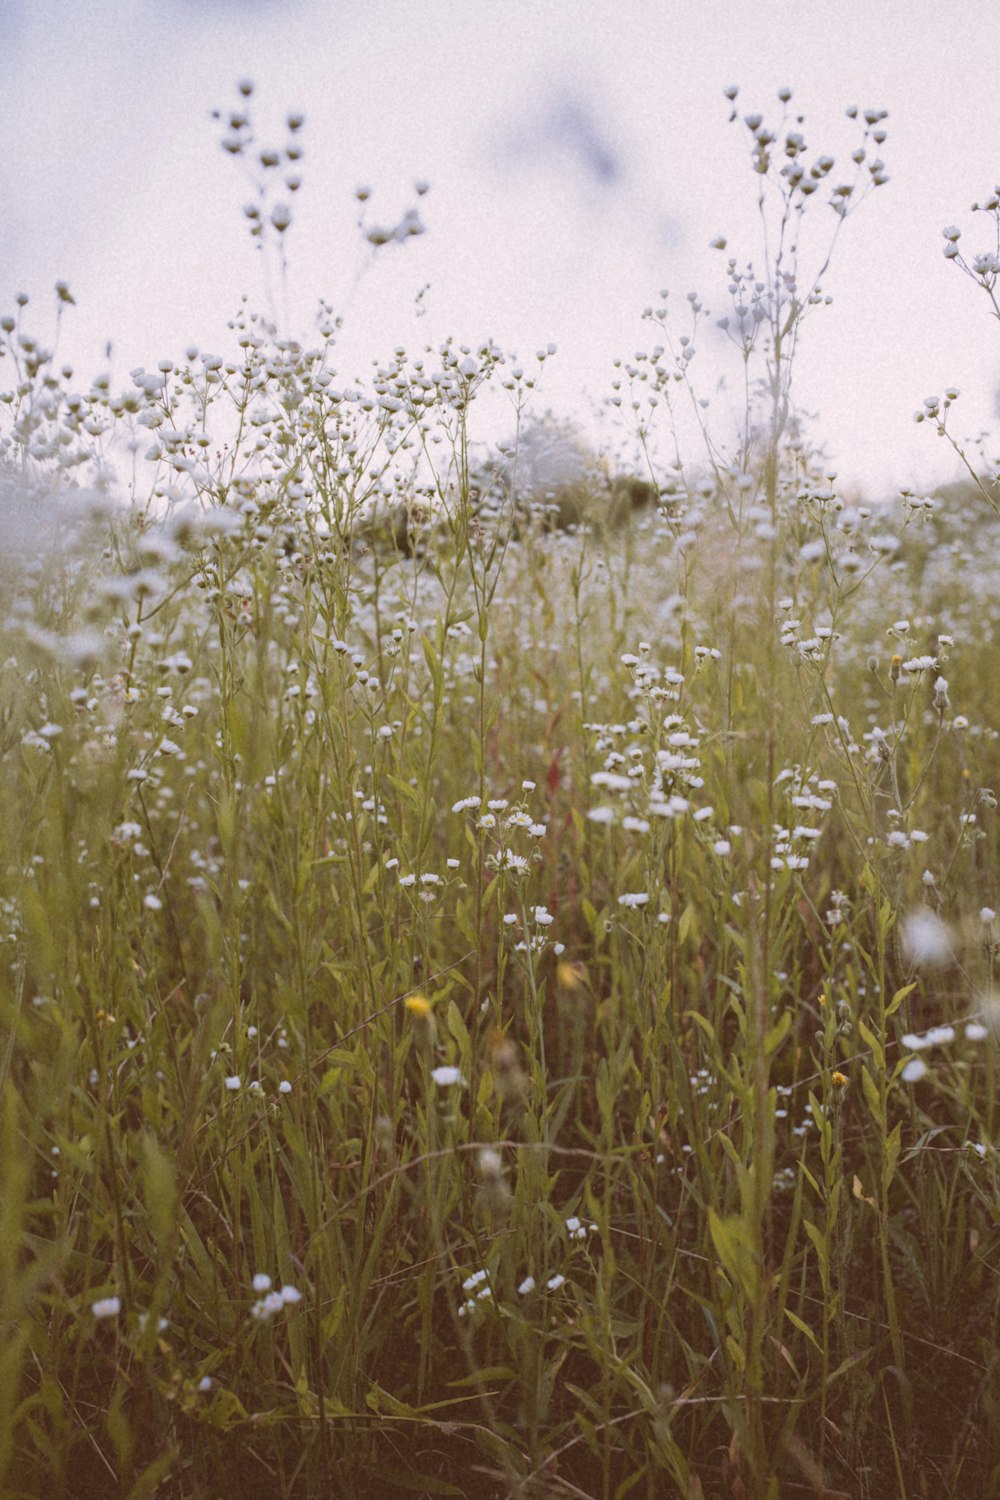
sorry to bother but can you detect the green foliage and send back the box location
[1,80,999,1500]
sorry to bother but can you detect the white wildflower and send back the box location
[430,1066,465,1087]
[901,908,953,968]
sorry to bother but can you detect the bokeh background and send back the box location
[3,0,999,497]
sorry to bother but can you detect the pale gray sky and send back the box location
[3,0,1000,496]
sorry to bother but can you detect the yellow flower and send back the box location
[404,994,432,1019]
[831,1070,848,1089]
[557,960,586,992]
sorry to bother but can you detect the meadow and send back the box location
[2,85,1000,1499]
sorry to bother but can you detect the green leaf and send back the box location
[861,1063,882,1124]
[686,1010,719,1049]
[803,1219,830,1296]
[802,1218,828,1267]
[826,1346,873,1386]
[573,1408,600,1458]
[446,1365,515,1388]
[421,635,444,702]
[446,1001,472,1075]
[764,1008,792,1059]
[886,982,917,1018]
[141,1134,177,1252]
[124,1450,179,1500]
[784,1307,822,1353]
[614,1463,652,1499]
[366,1384,417,1419]
[798,1160,821,1198]
[884,1120,902,1189]
[708,1209,756,1302]
[363,1467,463,1496]
[20,883,56,980]
[858,1017,885,1072]
[386,774,421,809]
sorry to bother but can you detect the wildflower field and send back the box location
[4,85,1000,1499]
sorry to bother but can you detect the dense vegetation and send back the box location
[3,84,1000,1499]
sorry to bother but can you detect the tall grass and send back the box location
[1,83,999,1499]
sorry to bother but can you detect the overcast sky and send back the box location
[3,0,1000,498]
